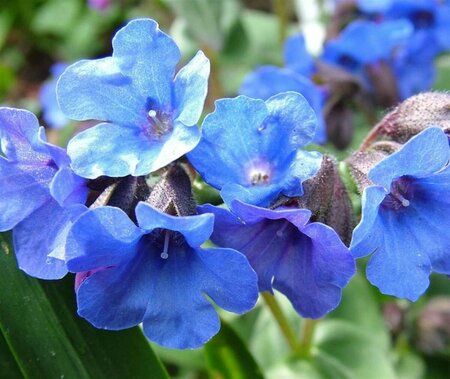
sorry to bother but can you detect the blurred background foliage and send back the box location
[1,0,449,378]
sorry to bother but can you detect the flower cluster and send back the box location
[1,13,450,351]
[242,0,450,148]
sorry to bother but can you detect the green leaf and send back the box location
[164,0,241,51]
[204,319,264,379]
[328,271,391,348]
[0,233,169,379]
[0,330,23,379]
[314,320,397,379]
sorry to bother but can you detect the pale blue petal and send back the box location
[0,107,48,162]
[50,167,88,206]
[57,58,146,125]
[369,127,450,188]
[173,51,210,126]
[67,121,201,178]
[112,18,180,108]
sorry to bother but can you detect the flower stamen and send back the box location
[161,231,170,259]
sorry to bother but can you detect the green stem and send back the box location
[298,319,318,357]
[273,0,288,45]
[262,292,298,351]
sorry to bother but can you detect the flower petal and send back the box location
[350,186,387,258]
[0,107,48,162]
[76,252,152,330]
[0,158,50,231]
[50,166,88,207]
[284,34,315,76]
[13,199,71,279]
[112,18,180,108]
[67,121,201,178]
[369,127,450,188]
[188,96,268,188]
[173,51,210,126]
[142,244,258,349]
[274,222,355,318]
[365,209,432,301]
[66,206,143,272]
[57,58,146,125]
[135,202,214,247]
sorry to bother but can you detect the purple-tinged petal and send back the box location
[112,18,181,108]
[350,186,387,258]
[0,107,48,162]
[57,58,146,126]
[13,199,71,279]
[203,203,354,317]
[50,167,88,206]
[66,206,143,272]
[369,127,450,188]
[76,252,152,330]
[173,51,210,126]
[135,202,214,247]
[0,158,50,231]
[37,127,70,168]
[67,121,201,178]
[229,200,311,228]
[274,222,355,318]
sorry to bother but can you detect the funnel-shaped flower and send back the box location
[199,201,355,318]
[188,93,322,207]
[351,127,450,301]
[0,107,87,279]
[57,18,210,179]
[66,202,258,349]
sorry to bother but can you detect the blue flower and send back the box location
[39,63,70,129]
[356,0,392,14]
[65,202,258,349]
[0,107,88,279]
[57,18,210,179]
[199,201,356,318]
[322,19,413,74]
[239,34,326,144]
[393,32,437,99]
[188,93,322,207]
[351,127,450,301]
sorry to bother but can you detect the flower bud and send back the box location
[345,150,387,193]
[364,61,400,108]
[373,92,450,144]
[146,164,196,217]
[296,155,355,245]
